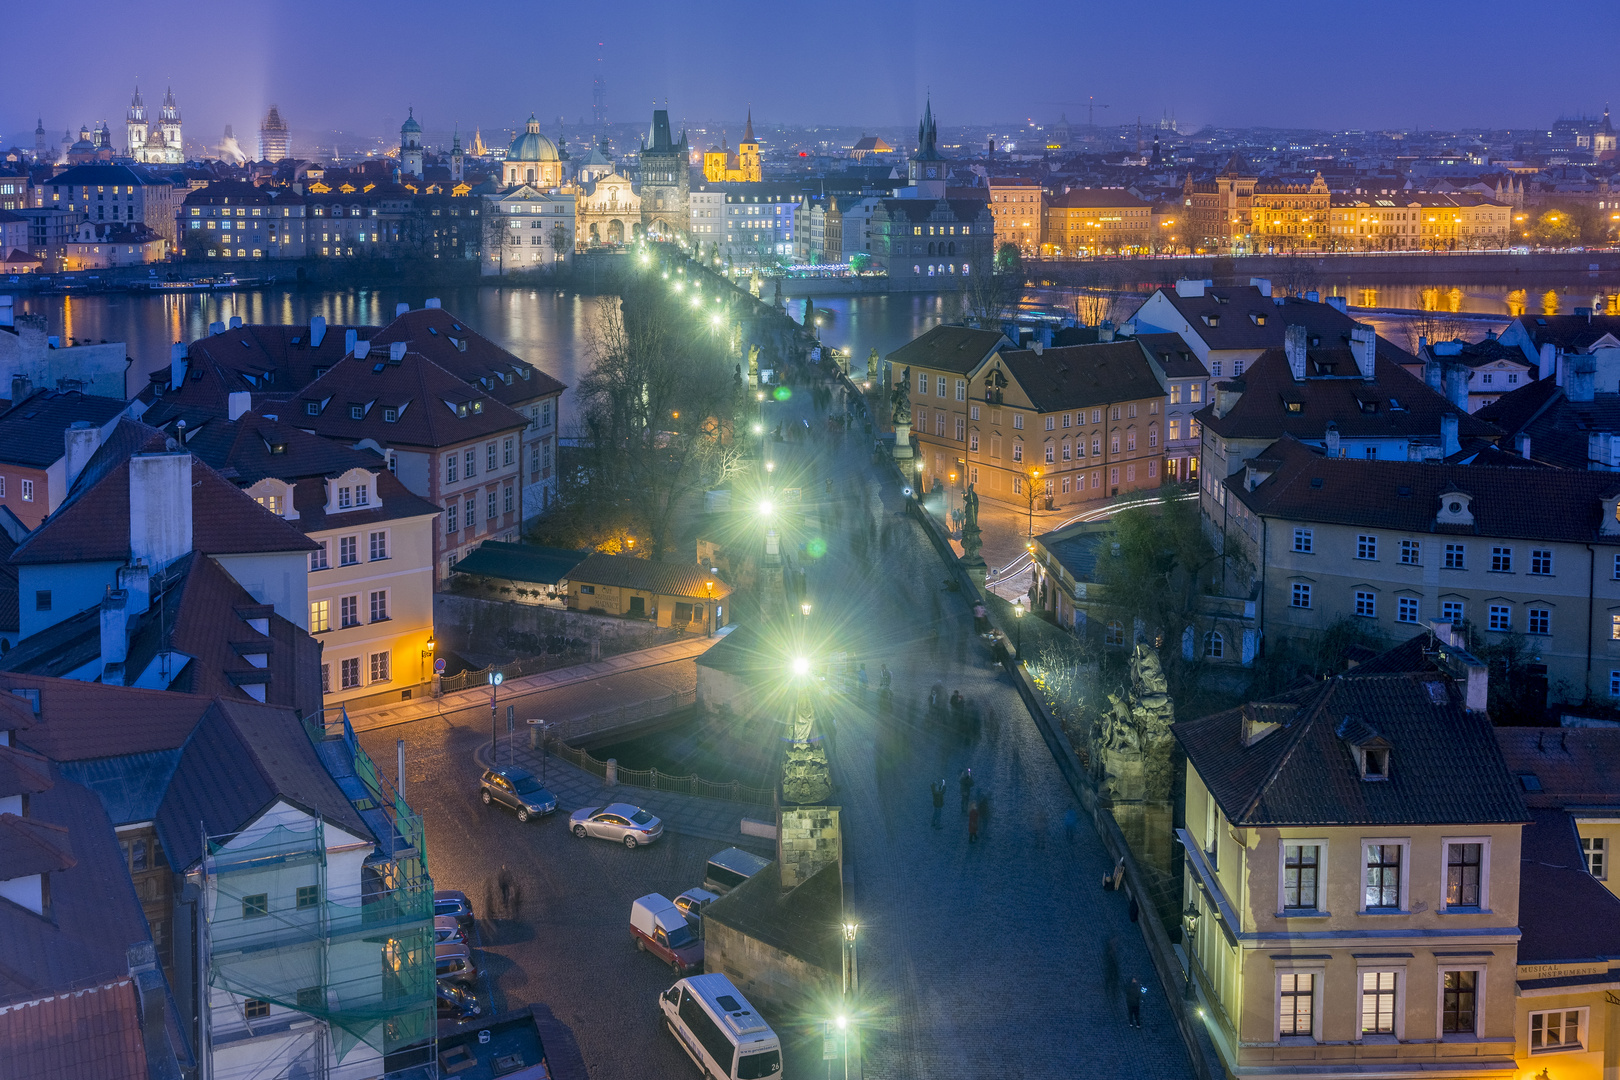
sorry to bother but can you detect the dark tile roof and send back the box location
[1036,524,1106,583]
[1133,332,1208,378]
[704,857,841,970]
[1198,348,1500,444]
[0,743,53,799]
[56,750,182,826]
[1476,384,1620,471]
[1049,187,1150,208]
[12,448,318,566]
[568,553,733,600]
[294,349,528,450]
[1495,727,1620,809]
[883,325,1008,375]
[45,164,171,188]
[1473,375,1561,438]
[371,307,566,410]
[171,410,384,485]
[155,699,371,873]
[0,978,150,1080]
[0,391,128,469]
[289,469,440,533]
[1515,808,1620,965]
[4,675,212,761]
[996,341,1165,413]
[1138,288,1420,368]
[450,541,588,585]
[1509,313,1620,353]
[136,321,366,420]
[1227,435,1620,544]
[0,812,76,877]
[1425,337,1533,371]
[1173,662,1527,827]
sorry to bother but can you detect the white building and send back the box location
[483,185,574,274]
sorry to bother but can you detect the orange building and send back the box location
[1041,188,1152,256]
[987,177,1044,255]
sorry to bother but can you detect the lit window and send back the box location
[1530,1009,1585,1052]
[1441,971,1477,1035]
[1278,973,1314,1037]
[1446,843,1482,907]
[1283,844,1319,908]
[1364,844,1401,908]
[1582,837,1607,879]
[309,600,330,633]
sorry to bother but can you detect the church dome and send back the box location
[400,108,422,135]
[507,114,559,163]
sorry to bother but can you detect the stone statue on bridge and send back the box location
[781,690,832,804]
[961,483,983,562]
[891,365,912,426]
[1098,643,1177,804]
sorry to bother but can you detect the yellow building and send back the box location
[1041,188,1152,256]
[565,552,731,633]
[1174,656,1528,1080]
[702,111,762,183]
[1328,193,1511,251]
[1250,173,1331,252]
[1182,158,1329,253]
[986,177,1044,255]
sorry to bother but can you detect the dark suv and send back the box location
[479,767,558,822]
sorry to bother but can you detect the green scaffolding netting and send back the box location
[204,819,434,1062]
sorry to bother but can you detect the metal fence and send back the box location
[549,735,775,806]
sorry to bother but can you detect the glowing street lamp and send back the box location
[791,656,811,677]
[1014,597,1025,660]
[488,670,504,754]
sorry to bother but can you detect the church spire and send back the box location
[743,108,755,144]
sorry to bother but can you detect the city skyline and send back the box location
[5,0,1619,148]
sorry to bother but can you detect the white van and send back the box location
[659,973,782,1079]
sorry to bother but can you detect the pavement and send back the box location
[346,634,722,732]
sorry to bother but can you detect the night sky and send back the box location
[7,0,1618,146]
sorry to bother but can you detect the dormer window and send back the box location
[384,407,397,423]
[1361,747,1389,780]
[306,401,319,416]
[349,404,363,420]
[337,486,352,509]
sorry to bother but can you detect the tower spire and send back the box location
[743,107,755,143]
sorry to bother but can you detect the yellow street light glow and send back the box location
[759,500,774,516]
[752,423,763,433]
[765,461,775,473]
[792,657,811,676]
[835,1014,848,1031]
[711,313,723,325]
[690,295,702,308]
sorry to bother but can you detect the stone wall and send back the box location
[433,592,674,660]
[778,805,841,890]
[703,920,836,1015]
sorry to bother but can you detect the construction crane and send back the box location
[1041,98,1111,127]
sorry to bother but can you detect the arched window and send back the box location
[1105,621,1126,646]
[949,241,956,255]
[927,242,935,255]
[928,265,936,276]
[1204,631,1225,660]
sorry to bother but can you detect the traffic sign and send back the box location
[434,658,446,674]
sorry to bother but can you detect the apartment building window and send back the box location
[935,414,945,437]
[1045,416,1055,431]
[1062,442,1071,461]
[1446,842,1483,907]
[1283,844,1320,909]
[1397,597,1419,624]
[242,893,269,919]
[1359,972,1397,1035]
[244,998,271,1020]
[296,885,320,910]
[446,503,457,533]
[1355,591,1377,618]
[969,433,979,452]
[1013,476,1022,495]
[917,372,927,394]
[1293,528,1313,553]
[311,540,329,571]
[369,590,388,622]
[1013,414,1024,430]
[20,479,32,502]
[1170,383,1181,405]
[1491,546,1513,572]
[1357,534,1378,560]
[1443,600,1464,626]
[1527,607,1550,636]
[339,535,358,566]
[1445,544,1466,569]
[465,497,476,531]
[1441,971,1477,1035]
[1613,553,1620,579]
[1582,837,1607,878]
[955,379,967,401]
[1189,383,1202,404]
[1212,361,1223,377]
[340,595,359,628]
[1364,844,1402,909]
[487,490,498,520]
[955,417,965,441]
[1530,549,1553,575]
[341,657,360,689]
[1278,973,1315,1037]
[369,531,388,560]
[1488,604,1512,632]
[1400,539,1420,565]
[503,437,515,466]
[370,651,390,683]
[504,483,515,514]
[1611,670,1620,698]
[1292,582,1312,608]
[1012,443,1023,463]
[1092,436,1102,456]
[446,455,457,483]
[970,405,980,421]
[1148,426,1158,448]
[1169,419,1181,442]
[1126,430,1137,451]
[321,664,330,694]
[464,448,476,477]
[310,600,330,633]
[486,442,498,471]
[1045,445,1055,464]
[1530,1009,1585,1053]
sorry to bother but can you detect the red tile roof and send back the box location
[0,980,149,1080]
[567,553,732,600]
[4,675,213,761]
[371,307,566,410]
[0,744,53,799]
[294,348,528,450]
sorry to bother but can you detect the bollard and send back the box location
[606,758,617,786]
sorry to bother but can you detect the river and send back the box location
[7,274,1618,415]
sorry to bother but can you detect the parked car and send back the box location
[703,848,771,895]
[660,973,781,1079]
[434,890,475,932]
[435,941,478,986]
[436,981,482,1022]
[631,894,703,974]
[434,915,465,945]
[569,802,664,848]
[674,887,720,935]
[479,767,558,822]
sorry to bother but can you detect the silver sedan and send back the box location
[569,802,664,848]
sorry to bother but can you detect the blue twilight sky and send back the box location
[6,0,1618,146]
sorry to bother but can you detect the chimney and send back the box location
[118,561,150,616]
[228,315,243,330]
[1174,278,1211,298]
[309,315,326,348]
[1518,433,1532,459]
[344,328,357,355]
[0,295,12,328]
[128,453,193,573]
[227,390,251,421]
[1248,277,1272,297]
[1538,342,1556,381]
[168,342,186,390]
[395,302,410,317]
[1304,290,1320,303]
[1326,296,1347,313]
[1031,340,1043,356]
[1325,423,1341,456]
[64,420,100,488]
[425,297,441,309]
[1350,325,1377,379]
[1567,354,1596,403]
[354,340,370,359]
[389,341,408,362]
[1098,320,1114,343]
[100,588,129,684]
[1444,363,1470,409]
[208,321,224,336]
[1441,413,1460,457]
[10,374,30,402]
[1284,324,1308,380]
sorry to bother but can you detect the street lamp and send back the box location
[1014,598,1025,660]
[791,656,811,677]
[489,671,504,755]
[1182,901,1202,1001]
[706,580,715,637]
[801,601,812,618]
[1028,469,1042,539]
[420,633,435,682]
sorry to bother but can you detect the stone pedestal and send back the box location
[777,805,842,890]
[892,423,913,459]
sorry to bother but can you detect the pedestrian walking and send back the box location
[958,768,975,812]
[879,663,892,690]
[1126,976,1144,1028]
[1063,807,1079,844]
[967,799,980,843]
[1101,937,1121,1013]
[930,779,946,829]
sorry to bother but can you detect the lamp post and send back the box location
[1182,901,1202,1001]
[1014,597,1025,661]
[706,580,715,638]
[420,633,435,683]
[488,670,503,756]
[1028,469,1042,539]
